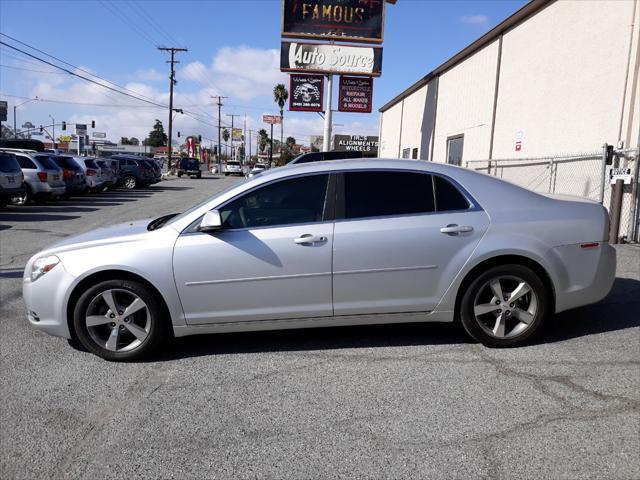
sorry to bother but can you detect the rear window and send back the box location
[227,161,240,166]
[34,155,60,170]
[84,159,100,168]
[51,156,80,169]
[0,153,21,173]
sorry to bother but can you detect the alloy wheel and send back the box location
[85,288,150,352]
[473,275,538,339]
[124,177,136,189]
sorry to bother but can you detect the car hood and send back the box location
[42,219,154,255]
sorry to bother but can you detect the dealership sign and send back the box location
[290,74,324,112]
[338,76,373,113]
[75,123,87,135]
[282,0,384,43]
[92,131,106,138]
[281,41,382,76]
[232,128,243,141]
[333,134,378,153]
[263,115,282,125]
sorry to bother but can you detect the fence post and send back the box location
[599,143,608,204]
[608,150,624,244]
[547,159,554,192]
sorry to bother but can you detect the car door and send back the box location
[173,173,335,325]
[332,170,490,316]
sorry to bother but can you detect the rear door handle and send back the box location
[294,234,327,245]
[440,224,474,235]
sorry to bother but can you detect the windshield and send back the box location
[227,161,240,166]
[34,155,61,170]
[0,154,21,173]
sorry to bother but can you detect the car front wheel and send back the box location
[459,264,549,347]
[72,279,168,361]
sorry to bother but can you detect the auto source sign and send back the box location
[338,76,373,113]
[290,74,324,112]
[282,0,384,43]
[281,41,382,76]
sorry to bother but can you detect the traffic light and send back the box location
[91,120,95,128]
[62,121,66,131]
[177,131,181,138]
[198,135,202,142]
[39,125,43,133]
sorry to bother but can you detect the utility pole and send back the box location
[226,114,240,162]
[243,114,247,164]
[158,47,187,170]
[211,95,227,170]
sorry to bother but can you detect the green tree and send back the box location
[129,137,140,146]
[273,83,288,156]
[286,136,296,150]
[257,128,269,153]
[146,119,167,147]
[222,129,230,157]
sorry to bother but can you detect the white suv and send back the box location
[223,161,243,176]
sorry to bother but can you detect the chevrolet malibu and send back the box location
[23,159,616,361]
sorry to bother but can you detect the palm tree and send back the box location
[258,128,269,153]
[273,84,288,159]
[222,128,230,158]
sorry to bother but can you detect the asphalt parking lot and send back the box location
[1,174,639,480]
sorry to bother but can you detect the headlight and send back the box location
[31,255,60,282]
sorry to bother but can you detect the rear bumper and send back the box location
[0,185,25,199]
[552,243,616,313]
[33,186,66,199]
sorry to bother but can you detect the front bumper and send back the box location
[23,261,75,338]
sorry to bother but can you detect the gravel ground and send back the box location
[1,173,639,480]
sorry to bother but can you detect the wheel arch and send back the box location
[454,254,556,319]
[66,269,172,342]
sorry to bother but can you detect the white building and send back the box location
[379,0,640,163]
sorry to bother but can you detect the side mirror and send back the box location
[198,209,223,232]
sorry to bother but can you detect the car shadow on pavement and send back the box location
[7,206,100,213]
[0,213,81,222]
[148,277,640,361]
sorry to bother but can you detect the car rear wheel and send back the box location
[196,172,201,179]
[123,175,137,190]
[460,264,549,347]
[11,186,31,206]
[73,279,168,361]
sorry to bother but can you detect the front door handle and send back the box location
[294,234,327,245]
[440,224,474,235]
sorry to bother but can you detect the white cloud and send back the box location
[460,14,489,25]
[130,68,164,82]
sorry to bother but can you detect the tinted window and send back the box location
[227,161,240,166]
[84,159,99,168]
[15,155,36,169]
[34,155,59,170]
[344,171,434,219]
[126,159,138,166]
[0,154,22,172]
[51,156,80,169]
[434,176,470,211]
[219,174,329,229]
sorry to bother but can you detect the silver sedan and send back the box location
[23,159,616,360]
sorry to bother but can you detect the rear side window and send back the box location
[219,174,329,229]
[343,171,434,219]
[50,156,78,169]
[127,159,138,166]
[15,155,37,169]
[0,154,22,173]
[434,176,470,211]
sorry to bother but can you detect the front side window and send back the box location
[219,174,329,229]
[343,171,434,219]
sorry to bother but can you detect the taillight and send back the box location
[37,172,48,182]
[87,169,96,176]
[63,169,73,180]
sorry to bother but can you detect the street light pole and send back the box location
[13,97,38,139]
[48,114,55,149]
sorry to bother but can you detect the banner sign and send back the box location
[186,136,196,157]
[263,115,282,125]
[338,76,373,113]
[289,74,324,112]
[75,123,87,135]
[281,41,382,76]
[92,131,106,138]
[333,134,378,153]
[232,128,243,142]
[282,0,385,44]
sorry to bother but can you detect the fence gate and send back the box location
[466,146,640,243]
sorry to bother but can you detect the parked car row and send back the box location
[0,149,162,207]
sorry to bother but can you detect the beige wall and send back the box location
[431,40,499,163]
[492,0,639,158]
[379,100,403,157]
[397,82,427,159]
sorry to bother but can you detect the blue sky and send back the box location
[0,0,526,147]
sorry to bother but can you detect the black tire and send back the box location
[123,175,137,190]
[196,172,202,179]
[12,185,31,205]
[0,198,7,208]
[224,173,229,176]
[177,172,183,178]
[459,264,549,348]
[72,279,169,361]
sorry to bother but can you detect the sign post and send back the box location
[262,115,282,165]
[322,74,333,152]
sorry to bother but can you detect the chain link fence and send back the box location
[466,147,640,243]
